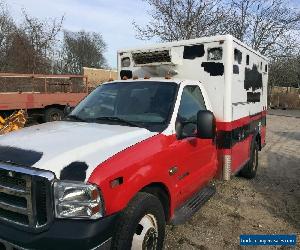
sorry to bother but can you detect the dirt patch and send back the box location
[165,111,300,249]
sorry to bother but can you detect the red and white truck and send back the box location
[0,35,267,250]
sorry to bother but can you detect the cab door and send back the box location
[172,85,217,205]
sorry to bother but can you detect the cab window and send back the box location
[177,85,207,123]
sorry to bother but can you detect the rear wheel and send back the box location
[44,108,64,122]
[112,192,165,250]
[239,139,258,179]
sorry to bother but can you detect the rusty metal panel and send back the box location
[0,73,89,111]
[0,73,88,94]
[0,93,87,110]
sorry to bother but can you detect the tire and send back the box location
[111,192,166,250]
[44,108,64,122]
[239,139,258,179]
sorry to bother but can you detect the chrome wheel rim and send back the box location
[131,214,158,250]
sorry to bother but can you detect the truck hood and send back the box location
[0,121,157,180]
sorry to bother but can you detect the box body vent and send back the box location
[132,50,171,65]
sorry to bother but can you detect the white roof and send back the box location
[118,34,268,61]
[103,78,183,85]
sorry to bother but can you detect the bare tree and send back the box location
[224,0,300,57]
[269,54,300,88]
[134,0,227,41]
[61,30,107,74]
[0,1,107,75]
[4,30,35,73]
[0,0,16,71]
[135,0,300,57]
[0,2,64,74]
[17,11,64,73]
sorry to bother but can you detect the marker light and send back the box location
[165,74,172,79]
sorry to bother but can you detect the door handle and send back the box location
[169,166,178,176]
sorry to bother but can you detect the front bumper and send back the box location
[0,213,119,250]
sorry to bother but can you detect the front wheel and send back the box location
[112,192,165,250]
[239,139,259,179]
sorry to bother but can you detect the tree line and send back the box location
[134,0,300,88]
[0,1,107,75]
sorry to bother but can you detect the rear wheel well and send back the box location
[44,104,65,111]
[140,183,170,221]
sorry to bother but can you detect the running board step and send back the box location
[170,185,216,225]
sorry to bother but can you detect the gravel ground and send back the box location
[164,110,300,250]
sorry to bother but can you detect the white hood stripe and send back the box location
[0,121,157,180]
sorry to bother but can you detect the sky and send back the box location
[7,0,300,68]
[8,0,154,69]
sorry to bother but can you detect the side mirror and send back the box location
[197,110,216,139]
[175,121,197,139]
[64,104,73,116]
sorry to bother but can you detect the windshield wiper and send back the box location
[64,114,86,122]
[93,116,142,128]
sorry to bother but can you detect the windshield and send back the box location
[69,81,178,132]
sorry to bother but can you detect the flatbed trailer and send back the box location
[0,73,88,122]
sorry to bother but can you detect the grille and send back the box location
[0,164,53,230]
[0,172,26,190]
[0,239,22,250]
[132,50,171,65]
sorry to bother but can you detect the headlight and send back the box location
[53,181,104,219]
